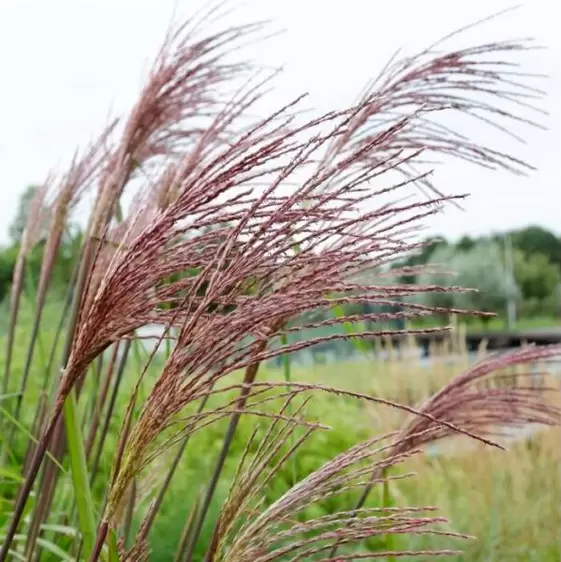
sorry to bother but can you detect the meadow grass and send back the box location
[411,315,561,333]
[2,298,559,560]
[281,344,561,561]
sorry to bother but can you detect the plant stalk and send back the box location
[0,236,98,559]
[184,318,285,561]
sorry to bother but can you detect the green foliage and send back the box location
[508,225,561,270]
[513,250,561,302]
[0,235,81,308]
[418,241,519,318]
[397,227,561,322]
[0,246,17,303]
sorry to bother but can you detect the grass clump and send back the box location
[0,5,560,562]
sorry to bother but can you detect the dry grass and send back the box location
[274,334,561,560]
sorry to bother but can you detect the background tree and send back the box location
[0,186,81,304]
[513,250,560,301]
[508,225,561,270]
[417,241,519,324]
[513,249,561,317]
[396,236,448,284]
[456,235,476,252]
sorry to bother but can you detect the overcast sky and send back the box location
[0,0,559,244]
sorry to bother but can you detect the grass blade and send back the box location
[0,405,67,474]
[107,528,119,562]
[63,391,97,560]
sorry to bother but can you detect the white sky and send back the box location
[0,0,559,244]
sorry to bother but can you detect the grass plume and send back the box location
[0,5,558,562]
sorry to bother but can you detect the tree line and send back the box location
[395,227,561,322]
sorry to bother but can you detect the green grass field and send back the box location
[1,299,560,561]
[411,314,561,333]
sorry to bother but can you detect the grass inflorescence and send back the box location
[0,5,559,562]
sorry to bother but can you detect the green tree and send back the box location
[418,241,519,322]
[513,250,560,301]
[456,235,476,252]
[508,226,561,270]
[0,245,18,302]
[0,186,81,301]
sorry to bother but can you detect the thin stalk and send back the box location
[382,469,396,562]
[25,418,66,559]
[81,362,101,435]
[0,404,67,474]
[280,333,297,486]
[0,408,62,561]
[90,397,136,561]
[140,387,214,540]
[174,498,201,562]
[85,343,120,458]
[183,318,285,561]
[84,354,105,433]
[122,479,137,547]
[0,236,98,561]
[184,363,261,561]
[11,259,51,427]
[5,259,50,465]
[26,354,90,558]
[40,255,80,396]
[21,392,48,479]
[1,253,26,397]
[32,332,100,553]
[23,272,76,480]
[89,521,108,562]
[93,332,161,554]
[90,339,132,485]
[24,264,92,556]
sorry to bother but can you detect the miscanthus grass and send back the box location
[0,5,559,562]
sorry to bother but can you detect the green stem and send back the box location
[64,390,97,560]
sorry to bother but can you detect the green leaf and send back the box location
[0,406,68,474]
[0,467,24,483]
[40,523,78,537]
[36,538,76,562]
[63,391,97,560]
[107,528,120,562]
[0,392,21,403]
[0,535,74,561]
